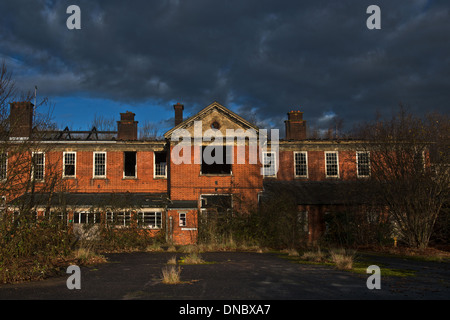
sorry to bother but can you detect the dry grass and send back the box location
[181,252,205,264]
[301,248,327,262]
[330,248,355,270]
[161,265,182,284]
[166,245,177,252]
[145,243,164,252]
[282,248,299,256]
[167,256,177,265]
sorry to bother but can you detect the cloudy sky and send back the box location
[0,0,449,136]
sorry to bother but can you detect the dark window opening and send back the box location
[124,151,136,177]
[201,146,232,175]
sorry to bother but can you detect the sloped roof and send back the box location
[164,101,259,139]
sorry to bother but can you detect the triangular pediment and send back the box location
[164,101,259,139]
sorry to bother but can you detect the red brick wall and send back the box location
[167,209,198,245]
[169,145,263,209]
[45,150,168,194]
[276,149,358,181]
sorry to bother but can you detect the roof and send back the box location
[164,101,259,139]
[9,192,169,209]
[260,180,375,206]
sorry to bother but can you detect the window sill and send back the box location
[123,176,138,180]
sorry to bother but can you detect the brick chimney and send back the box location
[117,111,138,140]
[174,103,184,127]
[10,101,33,139]
[285,110,306,140]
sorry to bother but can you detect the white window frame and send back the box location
[138,211,162,229]
[93,152,107,178]
[72,211,100,224]
[325,151,339,178]
[356,151,371,178]
[179,212,187,227]
[63,151,77,178]
[294,151,308,178]
[262,151,277,177]
[32,151,45,181]
[153,151,167,178]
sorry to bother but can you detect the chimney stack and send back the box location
[10,101,33,139]
[285,110,306,140]
[117,111,138,140]
[174,103,184,127]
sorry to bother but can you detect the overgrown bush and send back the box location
[0,212,73,283]
[323,209,392,247]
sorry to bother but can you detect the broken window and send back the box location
[154,151,167,177]
[124,151,137,177]
[262,152,276,177]
[201,146,232,175]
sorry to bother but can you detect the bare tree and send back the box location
[138,120,160,140]
[354,105,449,248]
[90,113,116,131]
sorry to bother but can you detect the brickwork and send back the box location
[5,101,377,245]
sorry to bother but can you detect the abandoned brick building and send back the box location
[4,101,373,245]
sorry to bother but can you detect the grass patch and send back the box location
[161,265,182,284]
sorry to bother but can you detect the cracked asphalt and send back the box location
[0,251,449,300]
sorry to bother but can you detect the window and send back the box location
[32,152,45,181]
[357,151,370,177]
[72,212,100,224]
[294,152,308,177]
[0,153,7,180]
[201,146,232,175]
[325,151,339,178]
[138,211,162,229]
[63,152,76,177]
[124,151,137,178]
[93,152,106,178]
[262,151,276,177]
[117,212,132,227]
[105,211,132,226]
[179,212,186,227]
[154,151,167,177]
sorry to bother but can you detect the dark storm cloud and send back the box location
[0,0,449,132]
